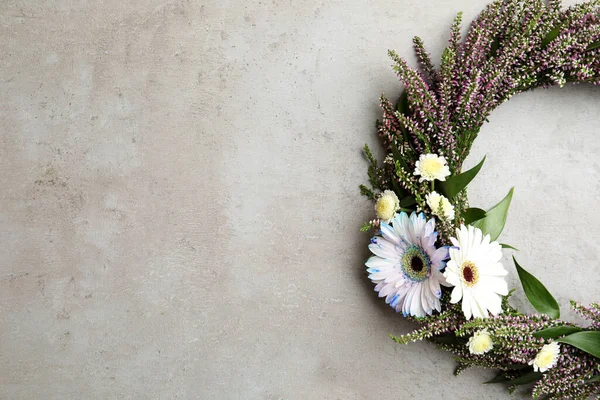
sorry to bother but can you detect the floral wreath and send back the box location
[360,0,600,398]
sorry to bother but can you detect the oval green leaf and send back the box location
[484,372,510,384]
[587,41,600,52]
[400,195,417,207]
[585,375,600,384]
[437,156,485,199]
[396,90,409,115]
[472,188,514,241]
[463,207,486,225]
[557,331,600,359]
[508,371,543,386]
[542,26,561,48]
[513,256,560,319]
[533,326,582,340]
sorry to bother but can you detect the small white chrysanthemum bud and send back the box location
[374,190,399,223]
[426,191,455,220]
[467,329,494,355]
[529,342,560,372]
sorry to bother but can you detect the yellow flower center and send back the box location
[461,261,479,287]
[376,195,396,220]
[472,334,492,353]
[537,350,555,369]
[420,158,444,177]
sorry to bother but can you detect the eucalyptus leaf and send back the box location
[501,243,519,251]
[513,257,560,319]
[472,188,514,241]
[533,326,582,340]
[437,156,486,199]
[463,207,486,225]
[557,331,600,358]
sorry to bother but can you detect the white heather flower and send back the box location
[366,212,451,317]
[414,154,451,182]
[443,225,509,319]
[374,190,400,223]
[529,342,561,373]
[467,329,494,355]
[426,191,455,220]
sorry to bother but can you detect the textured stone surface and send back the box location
[1,0,599,399]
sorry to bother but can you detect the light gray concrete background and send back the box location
[1,0,599,399]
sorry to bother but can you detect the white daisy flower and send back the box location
[414,154,451,182]
[467,329,494,355]
[366,212,451,317]
[529,342,560,373]
[443,225,509,319]
[426,191,455,220]
[375,190,400,223]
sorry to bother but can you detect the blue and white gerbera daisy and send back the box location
[366,212,450,317]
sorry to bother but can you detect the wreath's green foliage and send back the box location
[436,156,485,199]
[362,0,600,398]
[471,188,514,241]
[514,257,561,319]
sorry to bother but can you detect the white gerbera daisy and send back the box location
[366,212,451,317]
[529,342,560,372]
[467,329,494,355]
[375,190,400,222]
[414,154,451,182]
[443,225,509,319]
[426,191,455,220]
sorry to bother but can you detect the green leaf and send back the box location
[437,156,486,199]
[508,371,543,386]
[390,178,409,200]
[396,90,409,115]
[504,364,530,370]
[390,140,409,170]
[471,188,514,241]
[586,41,600,51]
[513,256,560,319]
[557,331,600,358]
[533,326,582,340]
[485,370,542,385]
[501,243,519,251]
[489,36,500,58]
[429,333,466,346]
[400,196,416,207]
[542,26,561,48]
[484,372,510,384]
[585,375,600,384]
[463,208,486,224]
